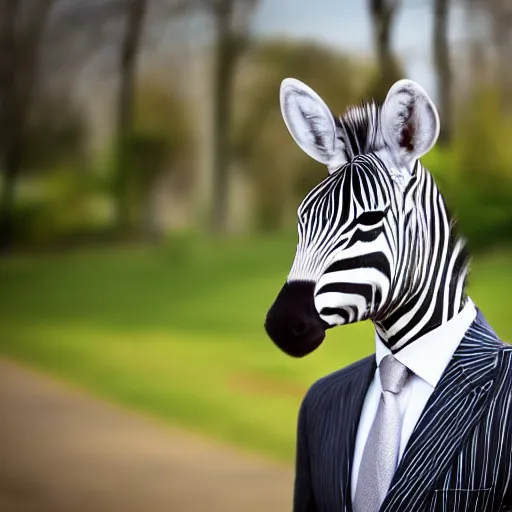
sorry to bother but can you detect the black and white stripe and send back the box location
[285,95,468,352]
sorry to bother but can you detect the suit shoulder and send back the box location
[467,314,512,367]
[491,342,512,418]
[302,354,374,408]
[501,341,512,354]
[498,344,512,423]
[489,332,512,369]
[500,342,512,372]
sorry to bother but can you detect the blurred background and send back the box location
[0,0,511,510]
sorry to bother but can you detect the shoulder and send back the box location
[465,312,512,387]
[300,355,375,418]
[494,344,512,446]
[495,342,512,405]
[500,341,512,361]
[499,342,512,381]
[472,317,512,413]
[467,310,512,367]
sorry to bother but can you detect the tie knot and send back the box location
[379,354,409,394]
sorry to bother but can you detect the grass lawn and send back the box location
[0,234,510,462]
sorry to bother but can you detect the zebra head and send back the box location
[264,78,469,358]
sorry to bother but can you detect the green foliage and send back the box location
[99,73,194,239]
[424,85,512,251]
[24,91,87,172]
[0,238,510,461]
[11,168,111,249]
[133,76,191,155]
[121,76,192,234]
[6,89,104,249]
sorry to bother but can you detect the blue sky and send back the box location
[253,0,466,101]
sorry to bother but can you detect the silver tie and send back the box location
[353,354,410,512]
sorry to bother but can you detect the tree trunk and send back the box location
[0,0,20,251]
[209,0,239,234]
[0,0,55,252]
[492,4,512,114]
[369,0,400,102]
[433,0,453,145]
[114,0,148,236]
[0,0,19,155]
[466,0,512,112]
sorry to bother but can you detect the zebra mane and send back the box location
[336,101,383,161]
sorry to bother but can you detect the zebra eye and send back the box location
[356,210,386,227]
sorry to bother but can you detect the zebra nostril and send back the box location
[292,318,309,337]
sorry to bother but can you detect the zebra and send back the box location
[264,78,470,357]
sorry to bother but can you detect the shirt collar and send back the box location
[375,298,477,388]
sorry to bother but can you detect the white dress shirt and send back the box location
[350,298,477,502]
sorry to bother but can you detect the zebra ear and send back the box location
[280,78,347,173]
[380,79,440,168]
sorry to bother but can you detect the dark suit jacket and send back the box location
[294,309,512,512]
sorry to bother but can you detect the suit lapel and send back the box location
[335,355,376,512]
[380,314,500,511]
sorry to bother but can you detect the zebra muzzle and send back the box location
[264,281,328,358]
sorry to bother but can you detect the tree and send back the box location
[23,90,87,172]
[487,0,512,113]
[129,75,192,238]
[367,0,402,103]
[201,0,260,233]
[433,0,453,145]
[462,0,512,113]
[113,0,150,235]
[0,0,57,251]
[45,0,192,237]
[0,0,19,157]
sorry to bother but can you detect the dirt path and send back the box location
[0,358,293,512]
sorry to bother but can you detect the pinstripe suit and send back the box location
[294,309,512,511]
